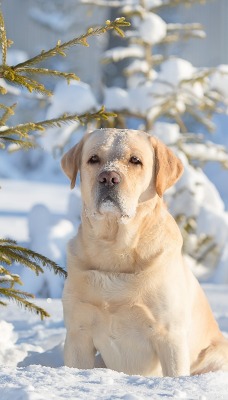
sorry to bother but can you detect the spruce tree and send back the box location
[0,9,130,317]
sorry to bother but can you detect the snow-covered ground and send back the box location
[0,286,227,399]
[0,179,228,399]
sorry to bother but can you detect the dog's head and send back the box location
[61,129,183,220]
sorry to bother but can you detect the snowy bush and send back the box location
[100,0,228,281]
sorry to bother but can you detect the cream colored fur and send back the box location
[61,128,228,377]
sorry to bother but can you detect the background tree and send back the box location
[96,0,228,280]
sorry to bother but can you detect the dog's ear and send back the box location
[150,136,183,197]
[61,139,84,189]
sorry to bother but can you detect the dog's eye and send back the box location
[88,155,100,164]
[129,156,142,165]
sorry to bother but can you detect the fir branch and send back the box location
[1,66,53,96]
[0,253,12,265]
[0,265,12,275]
[0,239,65,319]
[0,137,36,150]
[0,266,23,286]
[39,106,117,127]
[0,123,41,138]
[0,274,22,287]
[0,239,67,278]
[0,287,34,299]
[9,18,130,71]
[0,17,129,95]
[0,103,16,127]
[0,107,117,139]
[0,288,50,319]
[0,10,7,65]
[0,85,7,94]
[0,247,44,275]
[13,67,80,84]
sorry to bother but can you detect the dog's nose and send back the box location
[98,171,121,186]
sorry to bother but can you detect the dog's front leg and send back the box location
[64,330,96,369]
[157,334,190,377]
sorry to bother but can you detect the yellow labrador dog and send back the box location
[61,128,228,377]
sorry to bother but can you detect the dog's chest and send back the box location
[82,270,160,375]
[66,268,164,375]
[81,268,142,304]
[78,269,158,337]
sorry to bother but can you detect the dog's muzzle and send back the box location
[97,170,122,211]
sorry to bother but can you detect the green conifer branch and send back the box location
[0,264,22,282]
[37,106,117,128]
[0,288,50,319]
[0,238,66,319]
[0,107,117,146]
[14,67,80,83]
[0,248,44,275]
[0,85,7,94]
[0,239,67,278]
[1,67,53,96]
[0,103,16,126]
[0,287,33,299]
[0,267,22,286]
[0,10,7,65]
[0,17,130,94]
[10,18,130,70]
[0,137,36,151]
[0,265,14,276]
